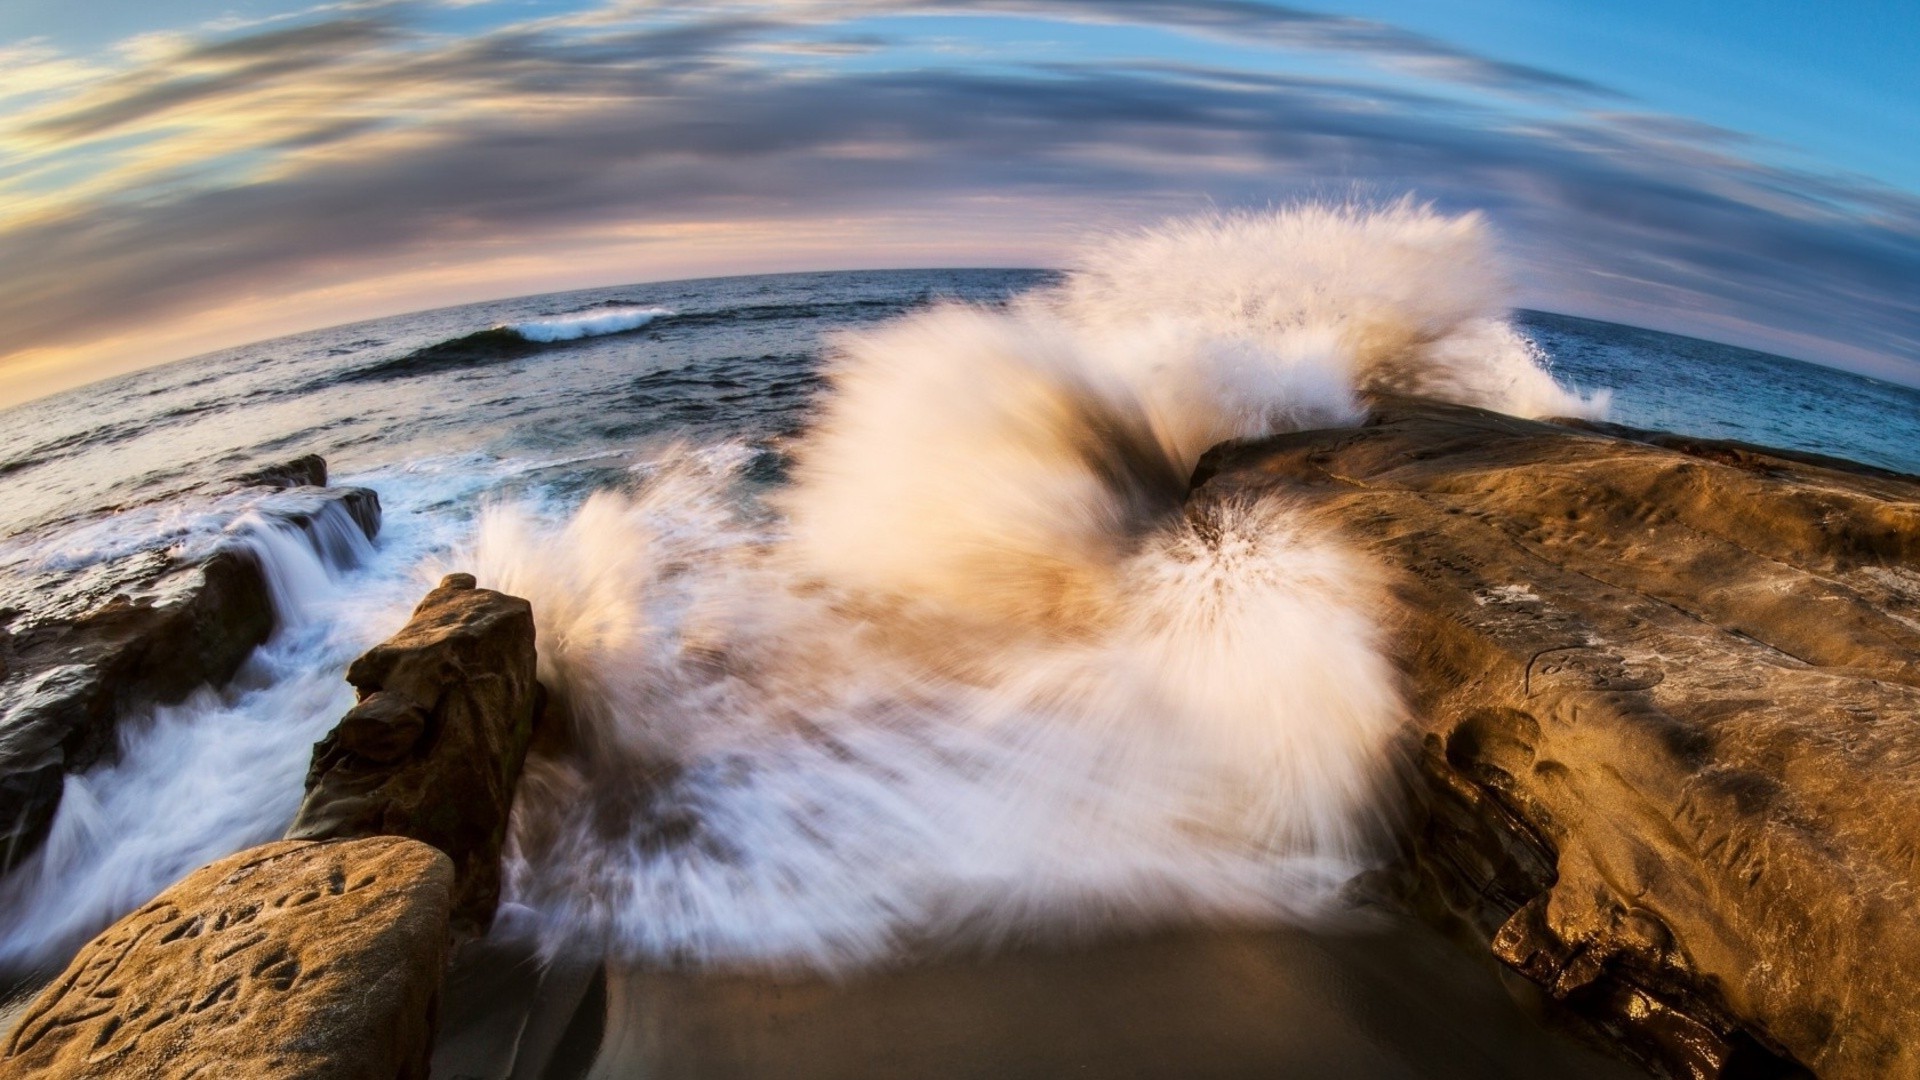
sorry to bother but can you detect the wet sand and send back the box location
[435,916,1643,1079]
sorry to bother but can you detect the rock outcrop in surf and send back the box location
[0,569,548,1075]
[1199,396,1920,1079]
[290,573,543,932]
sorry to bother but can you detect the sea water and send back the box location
[2,203,1916,1073]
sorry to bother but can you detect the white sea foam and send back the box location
[507,307,674,343]
[472,201,1599,971]
[0,456,573,972]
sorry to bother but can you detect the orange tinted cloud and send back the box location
[0,1,1915,407]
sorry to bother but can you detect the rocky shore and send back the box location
[4,408,1919,1077]
[0,562,542,1077]
[0,460,380,876]
[1199,398,1920,1078]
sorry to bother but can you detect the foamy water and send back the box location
[0,203,1630,977]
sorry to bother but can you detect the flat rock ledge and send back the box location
[289,573,541,933]
[0,837,453,1080]
[1198,397,1920,1079]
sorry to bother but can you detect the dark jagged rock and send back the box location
[0,549,272,873]
[1198,397,1920,1079]
[231,453,329,490]
[0,474,381,877]
[0,837,453,1079]
[289,573,541,932]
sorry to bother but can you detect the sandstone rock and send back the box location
[289,574,541,932]
[0,478,381,877]
[0,837,453,1079]
[1197,397,1920,1079]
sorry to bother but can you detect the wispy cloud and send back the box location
[0,0,1914,405]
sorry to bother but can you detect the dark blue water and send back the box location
[1520,309,1920,474]
[0,270,1051,542]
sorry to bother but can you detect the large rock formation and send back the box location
[0,465,380,876]
[1197,398,1920,1079]
[288,573,541,932]
[0,836,453,1079]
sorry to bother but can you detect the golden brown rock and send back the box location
[288,573,540,932]
[1199,397,1920,1079]
[0,837,453,1079]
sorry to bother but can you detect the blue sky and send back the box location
[0,1,1915,404]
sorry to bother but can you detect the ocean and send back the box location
[3,205,1917,1075]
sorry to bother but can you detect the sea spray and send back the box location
[1048,199,1604,428]
[480,461,1401,971]
[480,202,1595,971]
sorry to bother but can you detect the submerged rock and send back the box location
[0,836,453,1079]
[289,573,541,932]
[1199,398,1920,1079]
[0,461,380,877]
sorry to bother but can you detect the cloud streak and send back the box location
[0,0,1915,404]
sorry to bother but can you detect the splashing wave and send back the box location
[474,201,1602,971]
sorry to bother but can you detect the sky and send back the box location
[0,1,1915,407]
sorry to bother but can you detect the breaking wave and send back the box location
[326,307,677,386]
[507,306,675,343]
[471,201,1604,972]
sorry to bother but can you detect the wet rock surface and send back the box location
[289,573,541,932]
[0,460,380,876]
[230,453,329,490]
[0,836,453,1080]
[1199,398,1920,1079]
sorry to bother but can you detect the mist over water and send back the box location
[473,203,1600,970]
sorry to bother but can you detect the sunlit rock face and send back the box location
[0,836,453,1080]
[1200,396,1920,1079]
[290,573,542,933]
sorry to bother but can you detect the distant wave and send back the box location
[325,306,675,386]
[507,306,674,343]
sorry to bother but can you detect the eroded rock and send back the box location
[289,573,541,932]
[1199,398,1920,1079]
[0,836,453,1079]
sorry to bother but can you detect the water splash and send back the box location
[480,202,1595,971]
